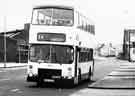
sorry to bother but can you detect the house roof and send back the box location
[0,30,23,37]
[0,35,17,43]
[0,29,29,45]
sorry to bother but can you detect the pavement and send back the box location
[0,63,27,68]
[89,62,135,89]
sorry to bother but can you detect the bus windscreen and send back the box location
[32,7,74,26]
[30,44,74,64]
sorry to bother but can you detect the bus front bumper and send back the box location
[26,75,74,83]
[27,75,38,82]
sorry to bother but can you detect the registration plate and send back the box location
[44,79,54,82]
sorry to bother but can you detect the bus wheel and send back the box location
[37,78,43,87]
[78,69,81,83]
[64,80,74,88]
[88,68,92,82]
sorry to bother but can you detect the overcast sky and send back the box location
[1,0,135,44]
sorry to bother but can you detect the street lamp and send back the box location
[4,16,7,68]
[19,44,21,64]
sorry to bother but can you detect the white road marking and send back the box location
[0,78,10,81]
[0,71,6,73]
[5,67,26,70]
[10,88,23,93]
[79,88,89,93]
[10,88,20,92]
[108,71,115,76]
[70,93,82,96]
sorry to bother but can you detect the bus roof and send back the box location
[33,5,74,10]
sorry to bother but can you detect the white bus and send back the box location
[27,5,96,87]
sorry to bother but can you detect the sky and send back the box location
[1,0,135,44]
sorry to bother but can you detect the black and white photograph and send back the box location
[0,0,135,95]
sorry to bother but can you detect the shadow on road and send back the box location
[26,80,95,89]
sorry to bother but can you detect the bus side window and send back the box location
[79,49,87,62]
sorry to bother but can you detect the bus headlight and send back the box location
[68,67,72,71]
[29,72,33,77]
[67,67,72,78]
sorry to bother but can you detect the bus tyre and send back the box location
[78,69,81,83]
[69,79,76,88]
[92,59,95,75]
[88,68,92,82]
[37,78,43,87]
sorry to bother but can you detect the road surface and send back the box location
[0,57,135,96]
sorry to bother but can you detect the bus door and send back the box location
[74,47,78,77]
[78,48,90,78]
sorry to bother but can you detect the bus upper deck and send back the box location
[31,5,95,33]
[29,5,95,47]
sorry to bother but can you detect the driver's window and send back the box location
[38,12,45,24]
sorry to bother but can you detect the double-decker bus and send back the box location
[26,5,96,87]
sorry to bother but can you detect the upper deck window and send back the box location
[32,7,74,26]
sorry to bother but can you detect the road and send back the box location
[0,57,134,96]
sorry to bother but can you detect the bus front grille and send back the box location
[38,69,61,79]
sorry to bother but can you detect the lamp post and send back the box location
[19,45,21,63]
[4,16,7,68]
